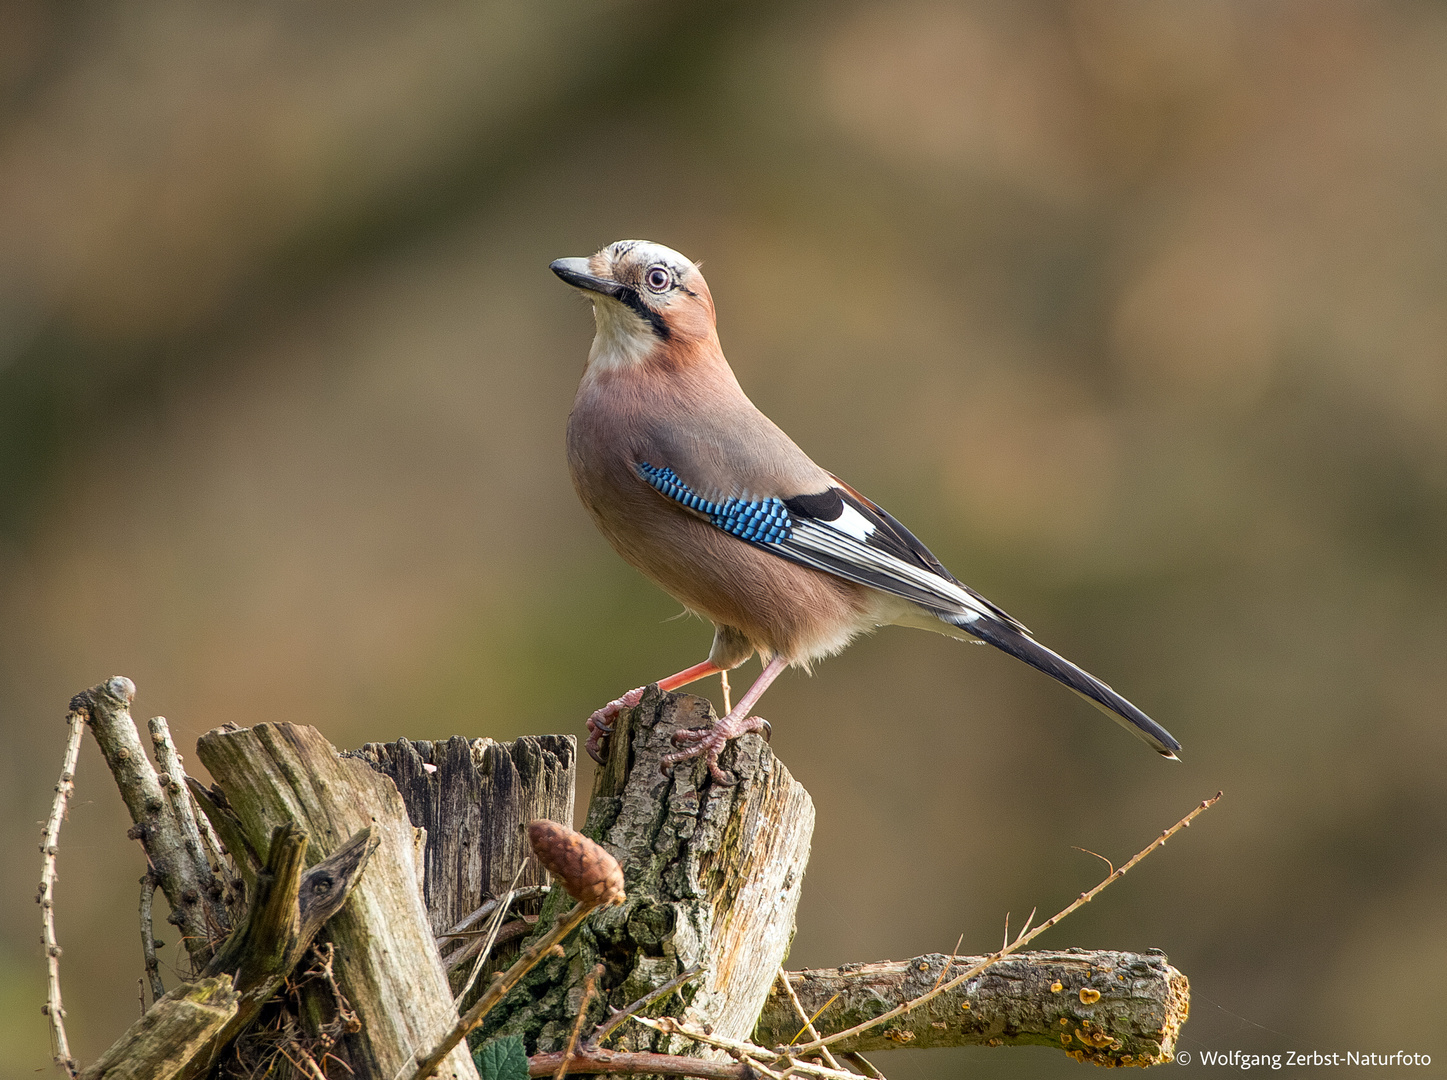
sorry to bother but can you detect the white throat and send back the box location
[587,297,659,373]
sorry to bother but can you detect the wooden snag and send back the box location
[477,687,814,1060]
[345,734,575,938]
[196,722,480,1080]
[77,977,239,1080]
[79,822,377,1080]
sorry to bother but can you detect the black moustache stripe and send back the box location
[616,286,671,341]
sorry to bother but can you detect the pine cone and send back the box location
[527,820,625,906]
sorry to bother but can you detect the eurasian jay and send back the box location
[552,240,1181,783]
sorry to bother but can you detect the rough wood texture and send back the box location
[81,822,376,1080]
[76,677,229,966]
[196,722,479,1080]
[195,822,378,1075]
[77,976,239,1080]
[346,734,575,937]
[756,949,1190,1066]
[480,688,813,1058]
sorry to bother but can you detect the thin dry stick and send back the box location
[785,791,1223,1056]
[402,899,600,1080]
[927,932,965,995]
[139,872,165,1005]
[631,1017,860,1080]
[456,860,528,1003]
[528,1048,766,1080]
[38,703,84,1077]
[789,992,839,1045]
[720,670,732,714]
[437,885,551,944]
[149,715,227,871]
[589,963,703,1048]
[555,964,604,1080]
[776,969,844,1074]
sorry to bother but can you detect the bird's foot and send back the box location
[585,687,646,764]
[660,714,770,786]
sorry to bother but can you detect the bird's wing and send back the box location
[634,461,1025,630]
[635,460,1182,758]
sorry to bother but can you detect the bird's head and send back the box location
[550,240,717,372]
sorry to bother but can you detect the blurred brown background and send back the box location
[2,2,1444,1077]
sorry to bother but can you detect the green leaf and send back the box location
[474,1033,530,1080]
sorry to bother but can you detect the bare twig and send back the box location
[148,715,227,874]
[784,791,1222,1056]
[1073,846,1115,877]
[436,885,551,944]
[78,677,229,967]
[402,898,604,1080]
[528,1048,764,1079]
[555,964,604,1080]
[926,932,965,996]
[589,963,703,1048]
[38,700,85,1077]
[139,872,165,1005]
[775,969,845,1074]
[631,1017,862,1080]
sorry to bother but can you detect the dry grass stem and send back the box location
[39,703,85,1077]
[776,969,849,1075]
[455,860,528,1003]
[783,791,1223,1056]
[437,885,550,945]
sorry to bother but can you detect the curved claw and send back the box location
[584,686,647,766]
[755,718,771,743]
[657,714,771,786]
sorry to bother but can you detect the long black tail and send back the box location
[950,614,1181,758]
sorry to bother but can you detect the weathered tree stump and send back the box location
[60,677,1196,1078]
[195,723,480,1080]
[345,734,575,938]
[479,687,814,1058]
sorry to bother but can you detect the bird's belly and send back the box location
[589,491,878,664]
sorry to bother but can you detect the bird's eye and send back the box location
[645,267,671,292]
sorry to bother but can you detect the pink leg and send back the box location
[661,655,789,785]
[586,659,724,764]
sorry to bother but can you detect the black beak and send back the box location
[550,257,627,298]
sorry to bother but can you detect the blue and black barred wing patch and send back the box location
[636,463,793,543]
[635,462,1000,623]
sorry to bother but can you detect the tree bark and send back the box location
[195,722,479,1080]
[345,734,575,938]
[478,687,814,1059]
[756,949,1189,1066]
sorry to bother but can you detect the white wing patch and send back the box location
[831,502,877,540]
[785,519,990,623]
